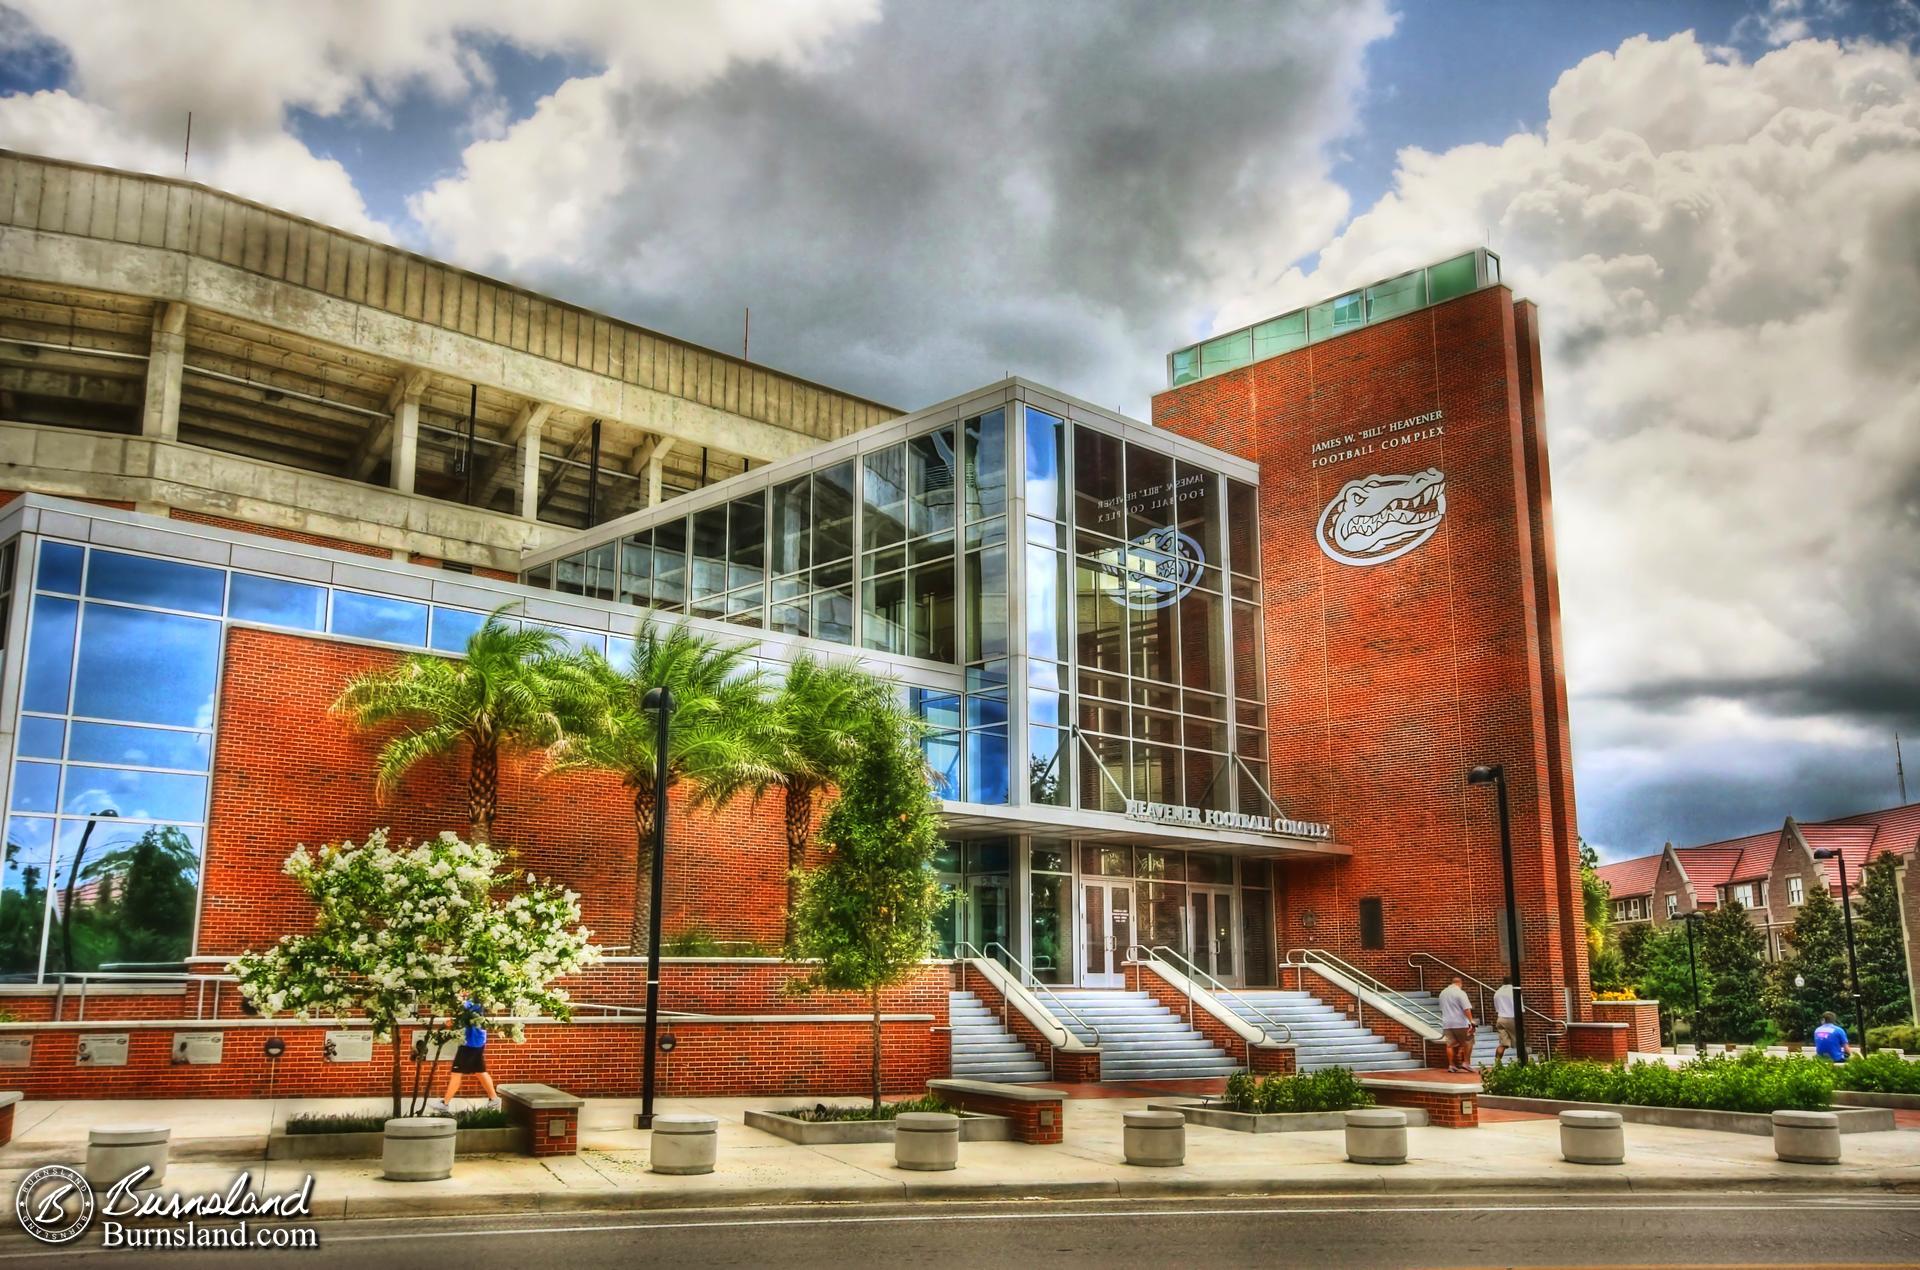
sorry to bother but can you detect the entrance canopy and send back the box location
[937,800,1349,858]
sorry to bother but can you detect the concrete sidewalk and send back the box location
[2,1092,1916,1221]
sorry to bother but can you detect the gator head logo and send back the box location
[1103,527,1205,611]
[1317,468,1447,566]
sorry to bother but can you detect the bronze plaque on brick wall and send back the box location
[76,1034,128,1066]
[0,1037,30,1068]
[171,1032,225,1065]
[324,1031,373,1063]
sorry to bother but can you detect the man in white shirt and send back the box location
[1493,982,1516,1065]
[1437,974,1475,1073]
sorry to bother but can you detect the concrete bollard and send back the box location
[1122,1109,1185,1167]
[649,1114,718,1175]
[1558,1109,1625,1165]
[1344,1108,1408,1165]
[382,1116,456,1182]
[894,1112,960,1172]
[86,1125,170,1190]
[1771,1110,1841,1165]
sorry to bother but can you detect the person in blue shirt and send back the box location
[1812,1011,1851,1063]
[434,993,499,1112]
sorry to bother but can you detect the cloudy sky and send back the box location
[2,0,1917,860]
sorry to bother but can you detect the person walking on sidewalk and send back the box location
[1492,981,1516,1065]
[435,993,499,1112]
[1438,974,1476,1073]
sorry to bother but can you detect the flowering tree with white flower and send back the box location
[230,830,598,1119]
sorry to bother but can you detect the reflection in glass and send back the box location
[1180,589,1227,693]
[653,520,688,607]
[329,591,428,648]
[229,574,326,630]
[1185,750,1230,812]
[618,533,653,606]
[429,606,487,654]
[1078,731,1128,812]
[770,477,810,576]
[38,542,83,594]
[1073,425,1123,538]
[861,574,905,654]
[1030,872,1067,984]
[86,551,225,615]
[863,447,906,550]
[908,428,956,539]
[44,820,200,974]
[814,461,855,563]
[1026,543,1067,662]
[691,506,727,599]
[1025,408,1067,521]
[68,722,209,771]
[1028,726,1068,806]
[60,768,207,821]
[24,596,78,714]
[728,495,765,590]
[1175,466,1222,567]
[10,762,58,813]
[75,605,220,728]
[963,409,1006,525]
[908,560,955,663]
[584,543,617,601]
[1126,446,1174,536]
[1129,597,1177,684]
[965,728,1008,805]
[1132,742,1180,805]
[1231,599,1263,701]
[965,546,1006,664]
[1226,481,1259,575]
[0,817,53,978]
[1074,557,1127,677]
[812,588,853,646]
[923,731,959,800]
[18,716,64,760]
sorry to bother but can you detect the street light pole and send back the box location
[636,685,673,1130]
[1681,910,1703,1048]
[1812,848,1868,1055]
[1467,764,1527,1065]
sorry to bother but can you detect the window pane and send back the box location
[1308,292,1364,338]
[908,428,957,539]
[653,519,688,606]
[45,820,201,974]
[1030,871,1068,984]
[1251,311,1307,360]
[1199,331,1251,376]
[963,409,1006,525]
[10,762,58,813]
[908,559,955,663]
[24,596,78,714]
[19,716,64,760]
[37,542,82,594]
[75,605,221,727]
[1169,347,1199,387]
[923,731,960,800]
[1130,594,1177,684]
[1428,252,1477,303]
[861,574,905,654]
[1226,480,1259,576]
[584,542,617,601]
[965,728,1009,805]
[619,535,653,606]
[965,545,1007,663]
[61,767,207,821]
[1024,407,1067,521]
[913,690,963,731]
[1026,543,1067,662]
[814,461,855,563]
[86,551,224,615]
[522,562,551,590]
[68,723,209,771]
[691,506,727,600]
[728,495,765,589]
[1231,599,1263,701]
[1077,731,1129,812]
[1179,589,1226,692]
[330,592,428,647]
[1074,425,1124,538]
[553,553,586,596]
[1366,269,1425,322]
[811,588,853,646]
[429,606,488,654]
[769,601,809,638]
[229,574,325,630]
[770,477,810,576]
[1132,742,1180,805]
[1074,556,1128,677]
[1174,467,1222,572]
[863,446,906,550]
[0,816,54,979]
[1028,726,1069,806]
[1126,446,1174,536]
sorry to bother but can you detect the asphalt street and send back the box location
[2,1192,1917,1268]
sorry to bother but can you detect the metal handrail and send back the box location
[1406,952,1567,1054]
[1129,943,1294,1047]
[1283,948,1442,1035]
[45,970,231,1022]
[954,940,1101,1048]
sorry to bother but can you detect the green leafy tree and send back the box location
[1631,923,1705,1044]
[1579,840,1610,963]
[332,607,572,844]
[549,623,778,951]
[231,830,596,1118]
[1765,884,1847,1042]
[1855,854,1913,1028]
[769,656,896,947]
[1696,901,1768,1043]
[787,703,947,1112]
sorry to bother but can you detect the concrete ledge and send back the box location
[1148,1100,1428,1133]
[1832,1090,1920,1111]
[1359,1077,1484,1095]
[744,1108,1011,1146]
[926,1078,1059,1103]
[1479,1096,1896,1135]
[267,1126,526,1160]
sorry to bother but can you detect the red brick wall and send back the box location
[201,628,795,957]
[1565,1022,1631,1062]
[1361,1081,1479,1128]
[167,508,395,558]
[1591,1001,1660,1054]
[1152,285,1587,1025]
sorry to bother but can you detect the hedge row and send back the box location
[1480,1053,1834,1112]
[1220,1067,1374,1115]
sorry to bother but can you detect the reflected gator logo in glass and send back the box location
[1317,468,1447,566]
[1102,527,1205,610]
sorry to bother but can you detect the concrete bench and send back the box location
[927,1078,1065,1144]
[1358,1075,1480,1128]
[499,1083,583,1157]
[0,1092,19,1148]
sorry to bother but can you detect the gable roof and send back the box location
[1596,800,1920,902]
[1594,854,1661,899]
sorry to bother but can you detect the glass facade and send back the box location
[1168,249,1501,387]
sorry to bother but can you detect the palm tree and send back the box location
[331,606,570,844]
[549,622,779,951]
[770,656,894,947]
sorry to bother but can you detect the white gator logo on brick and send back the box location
[1317,468,1447,566]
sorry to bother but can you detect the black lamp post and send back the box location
[1811,847,1868,1055]
[1680,910,1704,1048]
[635,685,674,1131]
[59,809,119,975]
[1467,764,1527,1065]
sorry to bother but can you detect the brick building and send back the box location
[0,151,1598,1098]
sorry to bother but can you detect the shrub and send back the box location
[1592,989,1640,1002]
[1220,1067,1375,1115]
[664,926,776,958]
[780,1095,954,1123]
[1866,1024,1919,1053]
[285,1106,510,1135]
[1834,1052,1920,1095]
[1480,1053,1834,1112]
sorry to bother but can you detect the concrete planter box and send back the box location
[745,1108,1011,1145]
[1147,1100,1427,1134]
[268,1125,526,1160]
[1478,1096,1894,1135]
[1832,1089,1920,1111]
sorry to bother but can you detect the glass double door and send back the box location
[1187,886,1236,983]
[1080,880,1132,987]
[1078,879,1239,987]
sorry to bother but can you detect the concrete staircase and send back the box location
[948,991,1051,1083]
[1400,989,1509,1066]
[1050,990,1242,1081]
[1222,990,1423,1072]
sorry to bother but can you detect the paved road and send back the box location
[2,1193,1916,1267]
